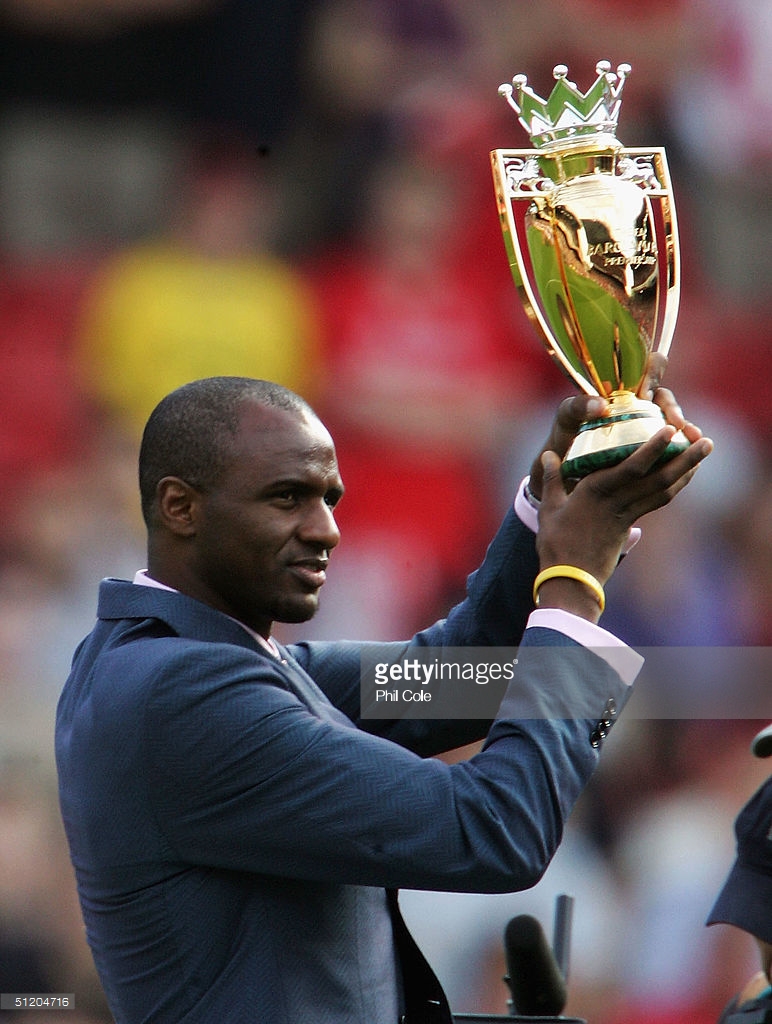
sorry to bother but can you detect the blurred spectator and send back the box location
[279,0,474,251]
[71,130,324,440]
[0,257,98,523]
[720,467,772,647]
[279,0,584,254]
[669,0,772,304]
[0,425,144,706]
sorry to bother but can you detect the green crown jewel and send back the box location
[499,60,631,149]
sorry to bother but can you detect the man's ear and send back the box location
[155,477,200,537]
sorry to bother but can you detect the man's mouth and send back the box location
[288,557,328,590]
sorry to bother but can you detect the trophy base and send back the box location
[562,394,690,481]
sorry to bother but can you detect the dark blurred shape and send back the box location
[504,914,568,1017]
[0,0,313,147]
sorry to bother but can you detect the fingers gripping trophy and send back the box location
[492,61,689,480]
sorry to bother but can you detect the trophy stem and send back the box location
[561,391,689,481]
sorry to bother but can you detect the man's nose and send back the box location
[300,500,341,550]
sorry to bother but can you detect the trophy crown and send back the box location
[499,61,631,150]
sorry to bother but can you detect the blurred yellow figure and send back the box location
[75,131,322,436]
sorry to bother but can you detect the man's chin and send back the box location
[274,596,320,626]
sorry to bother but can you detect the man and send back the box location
[707,726,772,1023]
[56,376,711,1023]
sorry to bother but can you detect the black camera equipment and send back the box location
[453,894,586,1023]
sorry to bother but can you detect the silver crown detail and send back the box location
[499,60,631,149]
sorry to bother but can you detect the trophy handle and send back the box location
[647,149,681,368]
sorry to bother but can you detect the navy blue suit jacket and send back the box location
[56,508,633,1023]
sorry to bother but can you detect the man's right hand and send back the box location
[534,424,713,622]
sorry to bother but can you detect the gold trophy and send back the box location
[492,61,689,479]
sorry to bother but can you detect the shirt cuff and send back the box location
[514,476,540,533]
[514,475,642,554]
[526,608,644,686]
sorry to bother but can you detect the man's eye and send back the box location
[275,490,298,504]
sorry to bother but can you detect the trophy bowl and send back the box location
[491,61,689,480]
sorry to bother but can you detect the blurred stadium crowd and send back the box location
[0,1,770,1021]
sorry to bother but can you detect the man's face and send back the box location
[187,400,344,637]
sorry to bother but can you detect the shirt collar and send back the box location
[132,569,282,660]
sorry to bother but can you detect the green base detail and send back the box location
[561,436,690,482]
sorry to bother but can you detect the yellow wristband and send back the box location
[533,565,606,614]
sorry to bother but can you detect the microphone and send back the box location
[504,913,567,1017]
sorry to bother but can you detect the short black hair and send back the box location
[138,377,312,527]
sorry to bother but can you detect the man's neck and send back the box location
[133,569,282,660]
